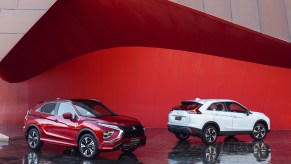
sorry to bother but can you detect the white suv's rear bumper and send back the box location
[168,124,202,137]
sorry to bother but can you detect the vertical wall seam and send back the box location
[202,0,206,12]
[230,0,233,22]
[17,0,20,9]
[256,0,262,32]
[283,0,291,42]
[217,57,225,98]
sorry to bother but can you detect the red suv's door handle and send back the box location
[54,119,59,123]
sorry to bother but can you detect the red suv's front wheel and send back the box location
[78,134,98,158]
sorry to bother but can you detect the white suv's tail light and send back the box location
[172,102,202,114]
[186,108,202,114]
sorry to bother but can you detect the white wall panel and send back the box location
[0,0,18,9]
[284,0,291,40]
[18,0,56,10]
[0,0,56,61]
[204,0,232,21]
[173,0,291,42]
[0,9,46,33]
[231,0,261,32]
[0,34,23,60]
[177,0,204,11]
[258,0,290,41]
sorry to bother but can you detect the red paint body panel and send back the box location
[95,116,141,127]
[23,99,146,150]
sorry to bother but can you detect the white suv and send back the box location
[168,98,270,144]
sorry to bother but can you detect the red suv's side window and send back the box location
[36,103,57,114]
[57,103,77,117]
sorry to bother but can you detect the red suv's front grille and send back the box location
[119,126,145,138]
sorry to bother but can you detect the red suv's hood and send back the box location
[86,115,141,126]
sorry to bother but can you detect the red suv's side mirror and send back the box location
[62,112,73,119]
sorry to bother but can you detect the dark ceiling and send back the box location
[1,0,291,83]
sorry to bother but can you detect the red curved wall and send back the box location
[1,46,291,137]
[27,47,291,129]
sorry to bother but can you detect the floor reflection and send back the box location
[23,149,141,164]
[2,129,291,163]
[168,136,271,164]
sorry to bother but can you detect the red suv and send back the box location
[23,99,146,158]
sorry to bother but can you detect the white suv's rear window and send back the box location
[172,101,202,111]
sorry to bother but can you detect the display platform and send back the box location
[0,128,289,163]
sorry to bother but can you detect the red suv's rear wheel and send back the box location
[27,128,43,150]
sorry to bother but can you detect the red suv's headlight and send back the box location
[103,130,114,139]
[98,123,123,140]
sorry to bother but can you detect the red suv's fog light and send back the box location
[103,130,114,139]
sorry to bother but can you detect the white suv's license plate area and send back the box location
[171,115,187,123]
[175,116,182,120]
[170,110,189,124]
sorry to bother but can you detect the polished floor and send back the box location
[0,128,290,164]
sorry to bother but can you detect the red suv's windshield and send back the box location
[72,101,115,117]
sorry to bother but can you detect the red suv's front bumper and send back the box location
[101,136,146,150]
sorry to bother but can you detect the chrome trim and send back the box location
[98,123,124,142]
[98,123,120,130]
[41,138,76,146]
[42,129,74,141]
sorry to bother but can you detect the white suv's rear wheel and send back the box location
[202,125,217,144]
[251,123,267,140]
[175,132,190,141]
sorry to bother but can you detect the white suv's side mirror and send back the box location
[246,110,250,116]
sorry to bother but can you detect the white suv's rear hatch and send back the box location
[169,110,190,124]
[169,101,202,125]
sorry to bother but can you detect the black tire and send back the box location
[78,134,98,159]
[250,123,267,140]
[27,128,43,150]
[201,125,218,145]
[121,147,137,153]
[118,153,138,163]
[224,136,239,143]
[64,147,78,156]
[175,132,190,141]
